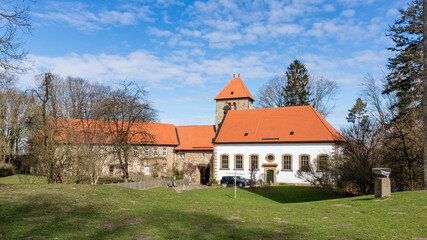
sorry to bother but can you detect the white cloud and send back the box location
[21,50,275,90]
[340,9,355,18]
[34,2,153,30]
[147,27,173,37]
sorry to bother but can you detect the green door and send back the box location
[267,170,274,184]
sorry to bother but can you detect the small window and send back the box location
[154,147,158,156]
[202,153,205,158]
[163,164,167,169]
[112,146,117,152]
[300,155,310,171]
[144,146,149,156]
[133,147,139,157]
[162,147,167,156]
[180,153,185,159]
[317,155,328,171]
[265,154,275,162]
[233,102,236,110]
[235,155,243,170]
[99,147,104,154]
[221,155,229,169]
[282,155,292,170]
[250,155,259,170]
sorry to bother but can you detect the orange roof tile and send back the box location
[175,125,216,150]
[39,118,179,146]
[214,106,345,143]
[214,77,255,101]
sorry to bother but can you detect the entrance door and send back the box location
[144,166,150,176]
[200,166,210,185]
[267,170,274,184]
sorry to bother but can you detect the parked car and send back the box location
[220,176,250,188]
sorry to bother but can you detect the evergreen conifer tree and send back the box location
[282,59,311,106]
[384,0,423,114]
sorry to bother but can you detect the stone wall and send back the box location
[215,98,253,129]
[102,145,176,178]
[174,150,213,184]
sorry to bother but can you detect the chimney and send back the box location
[238,73,240,77]
[233,73,235,78]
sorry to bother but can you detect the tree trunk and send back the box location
[423,0,427,190]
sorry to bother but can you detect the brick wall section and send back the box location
[215,98,253,129]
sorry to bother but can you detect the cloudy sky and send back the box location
[20,0,408,128]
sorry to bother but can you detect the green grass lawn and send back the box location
[0,174,47,185]
[0,183,425,240]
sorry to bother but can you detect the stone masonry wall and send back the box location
[215,98,253,129]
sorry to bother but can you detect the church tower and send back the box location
[214,75,254,130]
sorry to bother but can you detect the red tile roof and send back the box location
[214,106,345,143]
[214,77,255,101]
[175,125,216,150]
[43,118,179,146]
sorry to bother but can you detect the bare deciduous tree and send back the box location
[0,0,31,72]
[102,81,157,182]
[256,73,339,117]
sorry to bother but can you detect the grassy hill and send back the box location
[0,182,425,239]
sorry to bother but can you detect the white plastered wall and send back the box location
[214,143,334,184]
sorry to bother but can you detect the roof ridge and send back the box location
[308,106,339,140]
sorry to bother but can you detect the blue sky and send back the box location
[19,0,409,128]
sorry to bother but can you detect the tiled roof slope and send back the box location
[214,106,345,143]
[42,118,179,146]
[214,77,255,101]
[175,125,216,150]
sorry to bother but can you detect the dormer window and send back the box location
[230,91,234,95]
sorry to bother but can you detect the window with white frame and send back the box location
[154,147,158,156]
[235,155,243,170]
[250,155,259,170]
[133,147,139,157]
[221,155,229,169]
[317,155,328,171]
[282,155,292,170]
[300,155,310,171]
[144,146,149,156]
[162,147,167,156]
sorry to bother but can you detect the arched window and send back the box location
[299,154,310,171]
[249,154,259,170]
[220,154,229,169]
[317,155,328,171]
[234,154,243,170]
[282,154,292,170]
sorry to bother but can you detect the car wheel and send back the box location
[238,182,244,188]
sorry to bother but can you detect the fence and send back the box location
[109,178,190,190]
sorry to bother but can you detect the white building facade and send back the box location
[214,142,335,184]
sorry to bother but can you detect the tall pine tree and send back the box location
[282,59,311,106]
[384,0,423,114]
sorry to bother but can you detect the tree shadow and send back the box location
[0,190,307,240]
[244,185,341,204]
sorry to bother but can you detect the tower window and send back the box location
[233,102,236,110]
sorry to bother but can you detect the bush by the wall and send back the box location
[0,163,15,177]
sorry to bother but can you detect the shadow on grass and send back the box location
[245,185,341,204]
[0,191,305,240]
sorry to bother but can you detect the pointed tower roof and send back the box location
[214,77,255,101]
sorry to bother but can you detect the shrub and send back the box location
[0,163,15,177]
[207,178,218,186]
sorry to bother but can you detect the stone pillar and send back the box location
[374,177,391,198]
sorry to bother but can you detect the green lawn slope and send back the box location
[0,183,425,239]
